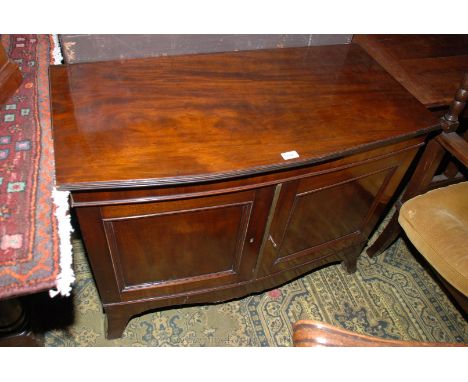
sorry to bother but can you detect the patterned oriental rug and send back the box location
[45,235,468,346]
[0,35,72,299]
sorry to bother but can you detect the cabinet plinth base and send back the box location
[101,243,366,339]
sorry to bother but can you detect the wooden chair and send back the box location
[366,73,468,315]
[293,320,465,347]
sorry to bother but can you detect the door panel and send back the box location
[277,170,392,261]
[277,170,391,261]
[107,204,249,287]
[258,148,419,275]
[100,187,274,301]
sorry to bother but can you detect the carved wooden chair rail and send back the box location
[292,320,465,347]
[440,72,468,132]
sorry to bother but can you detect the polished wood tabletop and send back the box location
[50,43,439,190]
[354,34,468,109]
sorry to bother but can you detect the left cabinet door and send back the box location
[77,187,275,303]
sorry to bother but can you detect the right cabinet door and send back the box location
[258,146,419,276]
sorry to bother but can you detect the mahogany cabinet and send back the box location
[50,43,439,339]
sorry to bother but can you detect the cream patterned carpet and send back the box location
[43,231,467,346]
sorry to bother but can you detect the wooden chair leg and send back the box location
[366,212,401,258]
[435,273,468,317]
[366,138,446,258]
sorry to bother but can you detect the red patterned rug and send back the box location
[0,34,61,298]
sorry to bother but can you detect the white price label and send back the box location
[281,150,300,160]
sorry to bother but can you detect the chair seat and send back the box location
[399,182,468,297]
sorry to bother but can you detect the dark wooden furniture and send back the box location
[355,35,468,185]
[365,73,468,259]
[368,74,468,315]
[0,44,22,106]
[0,298,42,347]
[355,35,468,258]
[354,35,468,109]
[50,44,439,339]
[293,320,464,347]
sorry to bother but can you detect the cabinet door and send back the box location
[95,187,274,302]
[258,148,418,276]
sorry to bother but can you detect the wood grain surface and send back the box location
[354,34,468,108]
[293,320,464,346]
[50,44,438,190]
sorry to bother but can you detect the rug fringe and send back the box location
[48,35,75,298]
[51,34,63,65]
[49,188,75,297]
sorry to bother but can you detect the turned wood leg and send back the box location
[104,307,131,340]
[0,298,43,346]
[366,138,446,258]
[0,298,27,335]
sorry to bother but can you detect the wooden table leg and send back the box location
[0,298,43,347]
[366,138,446,258]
